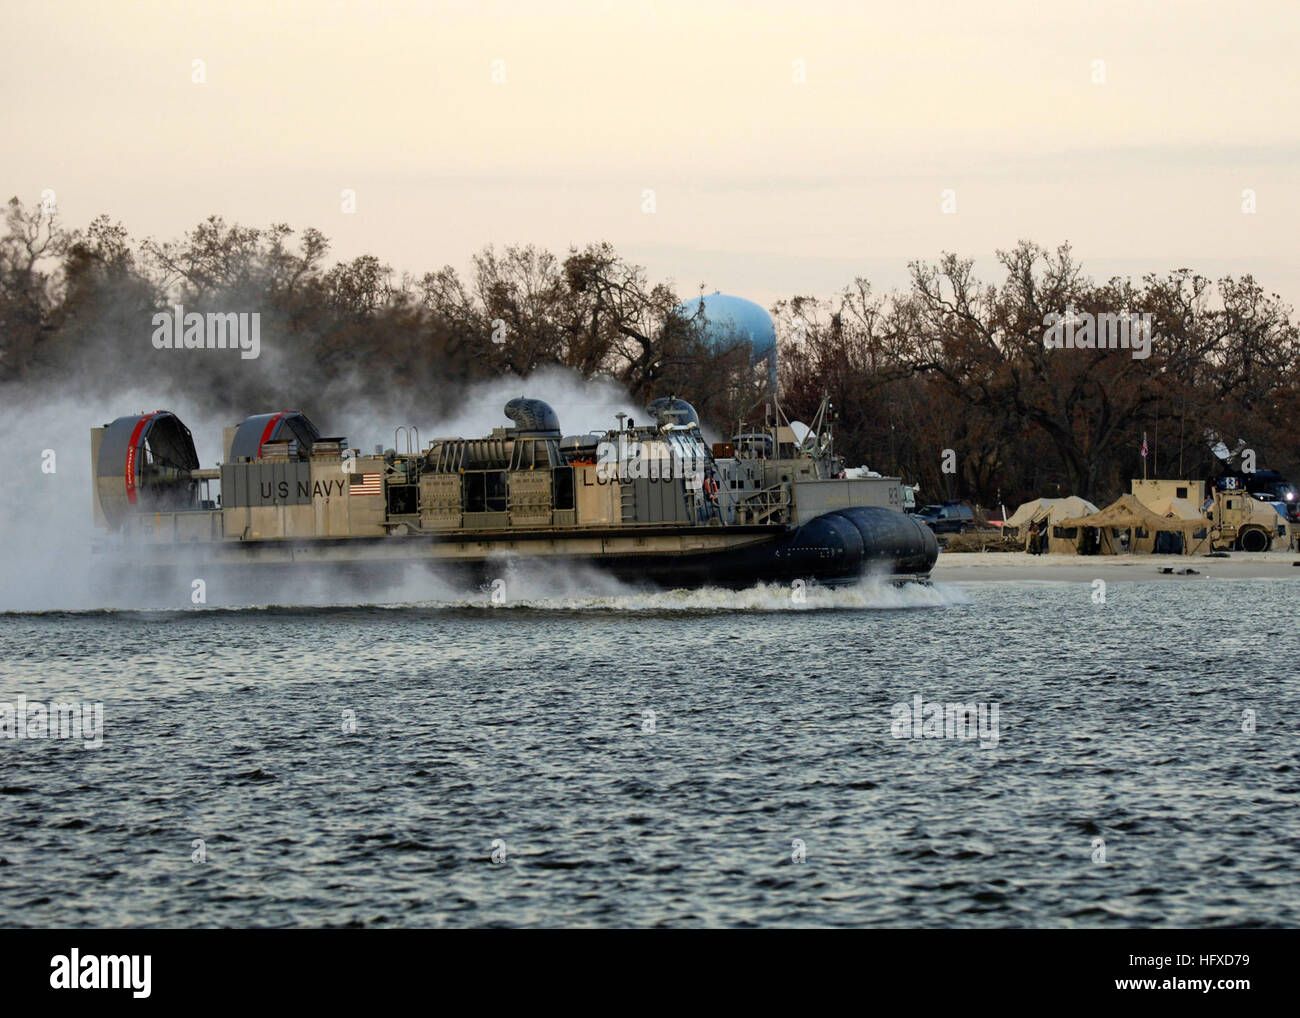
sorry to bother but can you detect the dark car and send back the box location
[916,503,975,534]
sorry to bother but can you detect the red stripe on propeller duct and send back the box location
[123,411,162,505]
[256,412,288,458]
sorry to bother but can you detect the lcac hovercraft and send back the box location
[89,396,937,598]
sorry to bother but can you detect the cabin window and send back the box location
[464,470,508,512]
[464,472,485,512]
[486,471,507,511]
[386,484,417,515]
[1176,486,1188,499]
[553,466,574,511]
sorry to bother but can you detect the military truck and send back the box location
[1206,477,1288,552]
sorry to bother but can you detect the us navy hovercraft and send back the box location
[89,395,937,595]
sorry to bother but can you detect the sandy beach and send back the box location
[933,549,1300,582]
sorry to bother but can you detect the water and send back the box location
[1,577,1297,928]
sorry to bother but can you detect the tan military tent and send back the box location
[1056,494,1210,555]
[1148,496,1203,521]
[1004,496,1099,551]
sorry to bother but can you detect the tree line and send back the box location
[2,196,1295,509]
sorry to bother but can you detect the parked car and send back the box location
[916,503,975,534]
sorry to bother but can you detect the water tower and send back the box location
[675,291,778,392]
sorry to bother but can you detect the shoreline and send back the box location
[932,549,1300,582]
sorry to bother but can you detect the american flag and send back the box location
[1141,433,1148,459]
[350,472,382,496]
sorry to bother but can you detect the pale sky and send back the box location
[6,0,1298,307]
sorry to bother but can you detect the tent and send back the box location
[1148,496,1203,520]
[1004,496,1099,551]
[1056,494,1210,555]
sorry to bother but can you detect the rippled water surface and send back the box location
[2,577,1297,928]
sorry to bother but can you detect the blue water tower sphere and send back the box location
[675,291,778,385]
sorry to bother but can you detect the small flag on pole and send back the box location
[1141,432,1148,459]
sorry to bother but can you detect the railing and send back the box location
[734,483,790,526]
[394,426,421,457]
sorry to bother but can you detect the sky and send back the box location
[6,0,1299,307]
